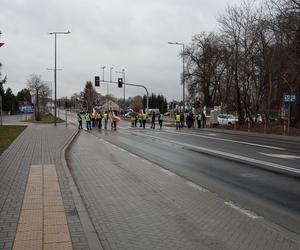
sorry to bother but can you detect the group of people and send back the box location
[77,111,119,131]
[175,111,206,130]
[128,112,164,129]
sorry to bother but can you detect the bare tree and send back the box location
[27,74,49,120]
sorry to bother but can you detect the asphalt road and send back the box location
[58,110,300,234]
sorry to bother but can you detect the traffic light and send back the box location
[118,78,123,88]
[95,76,100,87]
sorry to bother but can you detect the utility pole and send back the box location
[0,31,5,126]
[168,42,185,111]
[48,30,70,126]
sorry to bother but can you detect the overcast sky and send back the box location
[0,0,242,102]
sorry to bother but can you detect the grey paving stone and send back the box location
[0,124,91,249]
[66,130,300,250]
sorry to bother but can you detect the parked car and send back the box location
[217,114,238,125]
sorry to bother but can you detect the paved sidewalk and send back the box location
[0,124,90,249]
[67,130,300,250]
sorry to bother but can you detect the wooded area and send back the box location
[183,0,300,126]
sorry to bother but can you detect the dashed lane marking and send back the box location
[225,201,262,219]
[186,181,208,192]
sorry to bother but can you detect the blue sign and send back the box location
[284,93,296,104]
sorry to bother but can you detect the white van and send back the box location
[146,109,160,115]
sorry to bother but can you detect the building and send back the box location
[101,100,120,112]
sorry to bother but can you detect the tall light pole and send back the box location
[46,68,62,103]
[116,69,126,112]
[168,42,185,111]
[48,30,70,126]
[101,66,106,81]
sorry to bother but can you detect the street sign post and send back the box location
[283,93,296,135]
[284,93,296,104]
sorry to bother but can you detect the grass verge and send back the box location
[0,125,27,154]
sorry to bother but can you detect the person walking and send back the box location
[180,112,184,128]
[77,113,83,130]
[130,114,136,127]
[97,112,102,129]
[138,113,143,127]
[103,111,108,130]
[142,112,148,129]
[151,112,156,129]
[201,111,206,128]
[110,112,117,131]
[197,113,202,128]
[134,114,138,127]
[85,112,92,130]
[158,113,164,129]
[175,113,181,130]
[92,111,96,128]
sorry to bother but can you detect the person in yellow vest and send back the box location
[197,113,202,128]
[175,112,181,130]
[130,114,136,127]
[158,113,164,129]
[85,112,92,130]
[138,113,143,127]
[142,112,148,129]
[103,111,108,129]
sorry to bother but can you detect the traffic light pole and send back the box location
[99,80,149,112]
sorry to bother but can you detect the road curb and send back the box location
[59,129,104,250]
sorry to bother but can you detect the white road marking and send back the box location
[160,169,176,176]
[186,182,208,192]
[208,133,217,136]
[142,159,151,165]
[129,153,138,158]
[160,131,285,151]
[258,152,300,159]
[138,133,300,175]
[225,201,262,219]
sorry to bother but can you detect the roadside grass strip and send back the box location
[225,201,263,219]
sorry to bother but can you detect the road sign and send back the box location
[284,93,296,104]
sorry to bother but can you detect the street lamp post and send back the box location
[48,30,70,126]
[46,68,62,105]
[101,66,106,81]
[168,42,185,111]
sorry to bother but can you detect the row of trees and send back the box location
[69,81,168,113]
[183,0,300,126]
[0,71,50,120]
